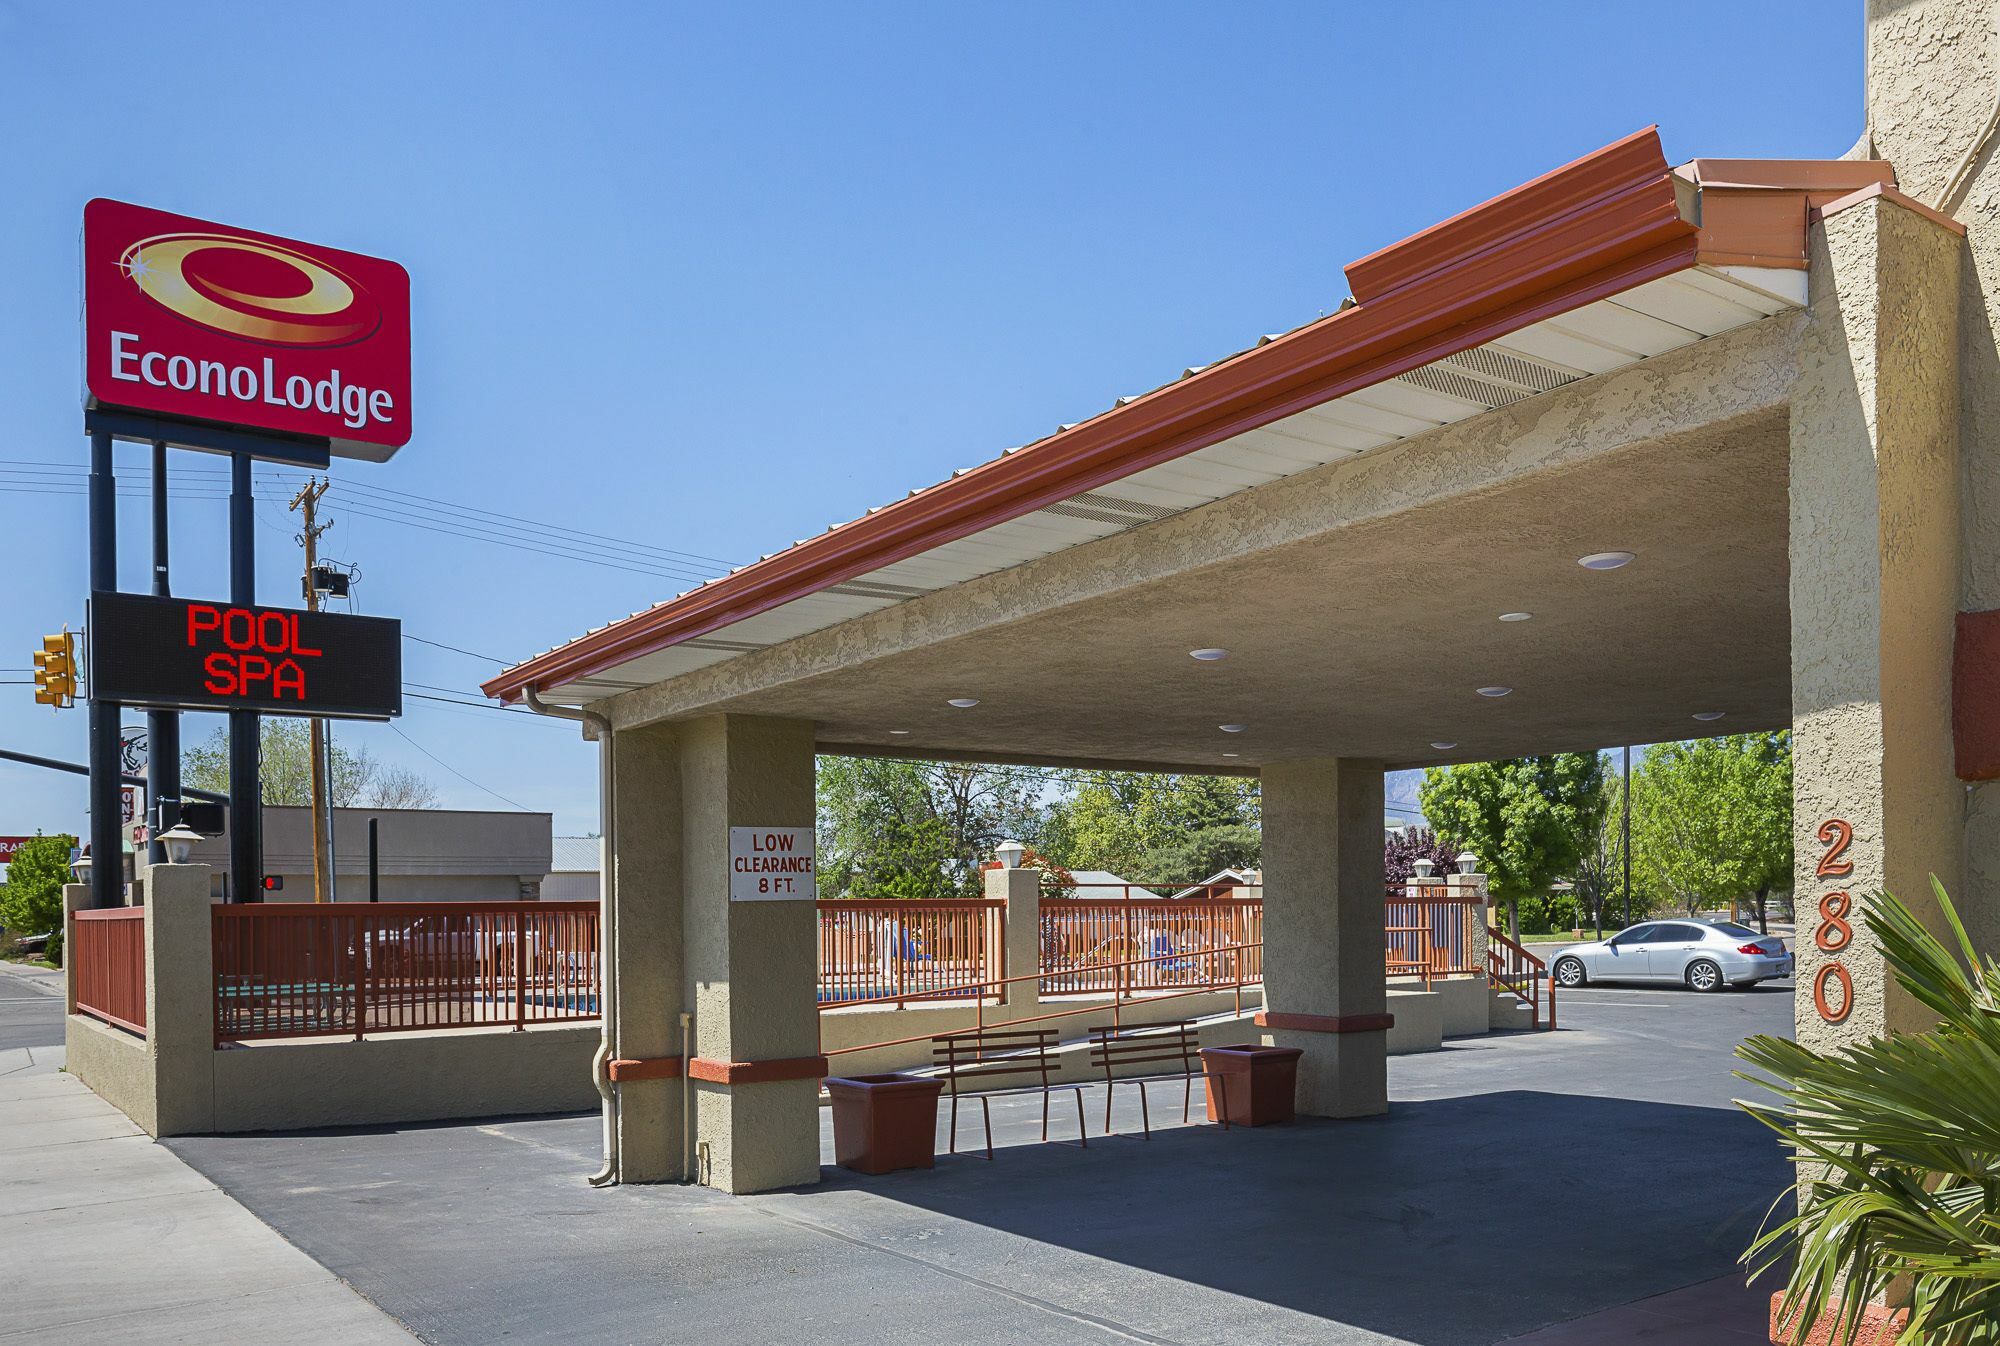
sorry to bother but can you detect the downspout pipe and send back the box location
[524,685,620,1187]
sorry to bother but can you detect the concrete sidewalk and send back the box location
[0,962,415,1344]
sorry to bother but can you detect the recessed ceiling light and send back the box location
[1430,741,1457,750]
[947,698,979,709]
[1499,612,1532,622]
[1692,710,1726,722]
[1189,648,1229,661]
[1577,551,1635,571]
[1219,724,1247,733]
[1477,686,1512,698]
[1222,752,1240,758]
[888,729,911,735]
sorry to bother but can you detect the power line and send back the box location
[388,723,535,811]
[403,632,515,664]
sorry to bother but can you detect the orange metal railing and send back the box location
[815,899,1005,1006]
[818,938,1265,1060]
[212,901,600,1045]
[1038,886,1262,996]
[74,907,146,1036]
[1384,883,1485,979]
[1487,926,1555,1029]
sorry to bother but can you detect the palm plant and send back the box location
[1736,880,2000,1344]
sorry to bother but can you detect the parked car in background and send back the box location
[1549,920,1791,992]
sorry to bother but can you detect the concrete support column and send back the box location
[1256,757,1389,1118]
[681,713,821,1194]
[143,861,216,1135]
[62,884,87,1016]
[1789,190,1965,1052]
[987,865,1041,1009]
[607,720,686,1182]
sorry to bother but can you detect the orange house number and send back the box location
[1811,819,1854,1024]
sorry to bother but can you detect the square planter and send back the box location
[826,1073,945,1175]
[1200,1044,1303,1127]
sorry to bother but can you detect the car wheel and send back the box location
[1685,959,1724,993]
[1554,957,1586,988]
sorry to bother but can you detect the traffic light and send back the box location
[32,630,76,708]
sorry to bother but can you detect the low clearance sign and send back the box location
[82,199,411,460]
[87,591,401,720]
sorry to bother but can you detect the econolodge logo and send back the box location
[83,199,412,459]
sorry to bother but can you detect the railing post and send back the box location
[514,908,527,1031]
[354,913,368,1041]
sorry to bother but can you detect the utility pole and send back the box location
[289,478,335,903]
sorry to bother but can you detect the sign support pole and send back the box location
[227,451,261,902]
[87,428,122,908]
[146,439,181,867]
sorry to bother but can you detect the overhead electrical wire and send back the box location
[388,723,534,811]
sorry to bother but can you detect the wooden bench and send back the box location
[931,1027,1087,1160]
[1088,1020,1215,1138]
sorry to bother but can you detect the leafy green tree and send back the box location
[184,720,438,808]
[816,757,1050,900]
[1631,732,1792,926]
[0,833,77,940]
[1418,754,1608,939]
[1040,772,1260,879]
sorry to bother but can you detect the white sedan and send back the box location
[1549,920,1792,992]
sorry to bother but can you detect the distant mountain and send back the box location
[1386,768,1428,831]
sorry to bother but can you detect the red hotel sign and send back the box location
[82,199,411,460]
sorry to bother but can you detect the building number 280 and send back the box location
[1811,818,1855,1024]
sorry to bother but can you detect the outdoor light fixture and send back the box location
[156,823,204,865]
[1477,687,1512,698]
[1499,612,1532,622]
[1430,741,1457,750]
[71,851,91,883]
[1189,648,1229,661]
[1693,710,1727,722]
[994,839,1027,868]
[1219,724,1247,733]
[1577,551,1635,570]
[1456,852,1479,875]
[1412,858,1436,879]
[947,698,980,709]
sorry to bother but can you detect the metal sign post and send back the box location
[146,439,180,867]
[86,428,121,908]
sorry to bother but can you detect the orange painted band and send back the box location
[1254,1011,1395,1034]
[687,1054,829,1085]
[607,1056,682,1082]
[1955,610,2000,781]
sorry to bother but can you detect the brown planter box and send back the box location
[826,1073,945,1175]
[1769,1293,1908,1346]
[1200,1044,1303,1126]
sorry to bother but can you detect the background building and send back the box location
[185,807,552,903]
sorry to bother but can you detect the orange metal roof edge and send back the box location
[484,129,1816,704]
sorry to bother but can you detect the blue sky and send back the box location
[0,2,1861,837]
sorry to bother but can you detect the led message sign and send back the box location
[82,199,412,460]
[87,591,401,720]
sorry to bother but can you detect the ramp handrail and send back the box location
[1487,927,1555,1030]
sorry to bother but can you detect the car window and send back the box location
[1654,923,1702,943]
[1712,922,1760,939]
[1612,924,1660,945]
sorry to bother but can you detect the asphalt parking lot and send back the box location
[163,979,1796,1346]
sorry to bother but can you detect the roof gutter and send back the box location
[486,131,1881,705]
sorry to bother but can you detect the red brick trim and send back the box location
[687,1054,829,1085]
[606,1056,682,1082]
[1954,610,2000,781]
[1254,1011,1395,1034]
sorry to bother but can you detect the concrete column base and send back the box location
[694,1078,822,1193]
[1259,1027,1389,1118]
[615,1076,686,1183]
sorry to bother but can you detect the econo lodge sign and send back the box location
[83,198,411,459]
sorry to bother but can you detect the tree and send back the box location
[0,833,77,940]
[1384,827,1461,887]
[1040,772,1261,880]
[1418,754,1608,939]
[183,721,439,808]
[1631,732,1792,927]
[816,757,1051,900]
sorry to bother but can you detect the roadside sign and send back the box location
[87,591,402,720]
[82,198,411,460]
[728,827,816,901]
[0,837,34,865]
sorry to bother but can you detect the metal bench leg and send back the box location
[1040,1087,1049,1143]
[1075,1087,1087,1149]
[948,1090,960,1155]
[1138,1079,1150,1139]
[980,1095,994,1161]
[1103,1076,1116,1135]
[1183,1071,1192,1124]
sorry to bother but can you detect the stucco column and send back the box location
[1444,866,1489,971]
[1256,758,1389,1118]
[144,861,216,1135]
[1789,190,1964,1052]
[986,865,1041,1010]
[681,713,821,1194]
[607,719,687,1182]
[62,883,87,1016]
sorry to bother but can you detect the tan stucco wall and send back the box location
[64,1014,155,1134]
